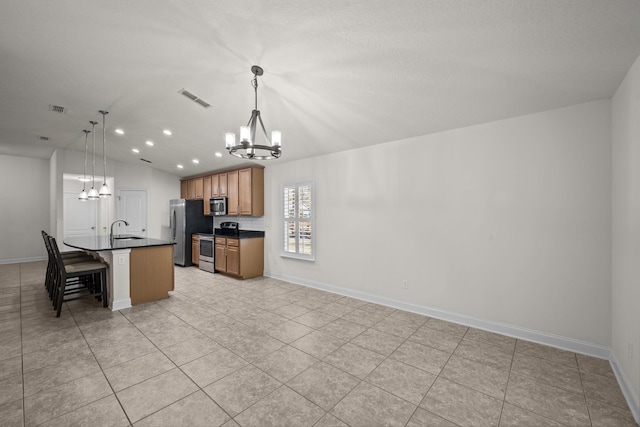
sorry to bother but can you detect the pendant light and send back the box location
[225,65,281,160]
[98,110,111,198]
[78,129,90,201]
[87,121,99,200]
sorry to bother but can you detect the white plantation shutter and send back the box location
[282,182,315,260]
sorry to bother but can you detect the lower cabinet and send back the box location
[192,235,200,265]
[214,237,263,279]
[129,245,175,305]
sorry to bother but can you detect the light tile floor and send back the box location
[0,261,637,426]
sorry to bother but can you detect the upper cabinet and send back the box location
[180,177,204,200]
[180,166,263,216]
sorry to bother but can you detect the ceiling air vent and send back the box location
[140,158,152,163]
[178,88,211,109]
[48,104,66,114]
[39,136,49,141]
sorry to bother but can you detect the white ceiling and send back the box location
[1,1,639,178]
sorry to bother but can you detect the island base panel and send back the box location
[129,246,175,305]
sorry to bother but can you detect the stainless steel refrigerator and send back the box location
[169,199,212,266]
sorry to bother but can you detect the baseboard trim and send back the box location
[111,298,132,311]
[0,256,47,265]
[609,351,640,424]
[264,271,610,359]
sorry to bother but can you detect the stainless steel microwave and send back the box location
[210,197,227,216]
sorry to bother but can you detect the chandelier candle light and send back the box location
[87,121,99,200]
[78,129,90,201]
[98,110,111,198]
[225,65,281,160]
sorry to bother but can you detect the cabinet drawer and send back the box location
[215,237,226,245]
[227,239,239,247]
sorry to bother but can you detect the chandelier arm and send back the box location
[257,113,269,140]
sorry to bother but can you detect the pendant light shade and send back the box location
[87,121,99,200]
[78,129,90,201]
[98,110,111,198]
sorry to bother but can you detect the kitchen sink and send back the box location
[112,235,144,241]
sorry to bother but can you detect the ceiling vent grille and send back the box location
[39,136,49,141]
[140,158,152,163]
[178,89,211,109]
[48,104,66,114]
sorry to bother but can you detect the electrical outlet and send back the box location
[118,255,125,265]
[402,280,408,290]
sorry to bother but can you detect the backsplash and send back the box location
[214,216,265,231]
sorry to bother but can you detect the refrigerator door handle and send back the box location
[171,210,176,240]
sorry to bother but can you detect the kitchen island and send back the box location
[63,235,175,310]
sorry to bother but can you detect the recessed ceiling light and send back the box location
[192,159,199,164]
[132,148,140,153]
[77,177,91,182]
[177,164,184,169]
[146,140,154,146]
[214,152,222,158]
[163,129,172,136]
[115,129,124,135]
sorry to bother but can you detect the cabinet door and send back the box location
[219,173,228,197]
[239,168,253,216]
[180,180,188,199]
[215,244,226,272]
[194,177,204,199]
[203,176,212,215]
[226,245,240,276]
[227,170,239,215]
[211,174,220,197]
[187,179,196,199]
[192,236,200,265]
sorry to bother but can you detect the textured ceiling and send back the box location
[1,1,639,177]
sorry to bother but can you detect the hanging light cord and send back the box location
[90,121,97,189]
[99,111,108,183]
[82,130,89,191]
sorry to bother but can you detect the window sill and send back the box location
[281,252,315,262]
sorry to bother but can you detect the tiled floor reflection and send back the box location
[0,261,637,426]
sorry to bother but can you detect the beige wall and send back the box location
[612,53,640,414]
[265,99,612,348]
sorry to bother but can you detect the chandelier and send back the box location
[225,65,281,160]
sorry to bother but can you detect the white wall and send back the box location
[0,155,50,263]
[265,99,612,347]
[612,53,640,414]
[60,149,180,240]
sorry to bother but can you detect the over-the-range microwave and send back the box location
[210,197,227,216]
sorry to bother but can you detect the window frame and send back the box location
[281,181,315,261]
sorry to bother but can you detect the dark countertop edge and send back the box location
[63,236,175,252]
[213,230,265,239]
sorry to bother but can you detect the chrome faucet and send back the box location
[110,220,129,241]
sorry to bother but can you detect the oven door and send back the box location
[199,237,215,272]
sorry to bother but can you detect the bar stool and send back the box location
[41,231,93,300]
[49,236,109,317]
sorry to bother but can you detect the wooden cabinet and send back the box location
[211,172,228,197]
[192,234,200,265]
[181,167,263,216]
[203,175,212,215]
[180,180,188,199]
[226,167,264,216]
[227,170,239,215]
[181,177,204,200]
[214,236,263,279]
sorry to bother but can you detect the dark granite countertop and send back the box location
[63,235,175,251]
[213,229,265,239]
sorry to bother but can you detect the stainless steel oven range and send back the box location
[198,235,215,273]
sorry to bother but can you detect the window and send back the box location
[282,182,315,260]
